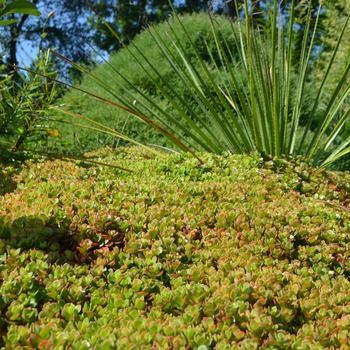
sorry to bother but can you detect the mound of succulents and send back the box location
[1,147,350,349]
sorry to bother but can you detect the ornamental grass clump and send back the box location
[55,0,350,167]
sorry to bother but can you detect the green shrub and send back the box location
[1,147,350,348]
[57,12,317,156]
[56,13,243,152]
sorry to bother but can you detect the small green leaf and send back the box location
[1,0,41,17]
[0,19,17,25]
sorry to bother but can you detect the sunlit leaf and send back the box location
[0,0,41,17]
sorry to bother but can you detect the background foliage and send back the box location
[0,0,217,79]
[1,0,350,168]
[0,0,332,79]
[54,3,350,168]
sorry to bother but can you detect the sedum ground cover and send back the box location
[0,147,350,349]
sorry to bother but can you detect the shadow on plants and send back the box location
[0,171,17,196]
[0,214,126,264]
[0,149,24,195]
[0,215,78,264]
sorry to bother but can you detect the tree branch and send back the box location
[8,13,29,67]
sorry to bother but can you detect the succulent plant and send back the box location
[1,147,350,348]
